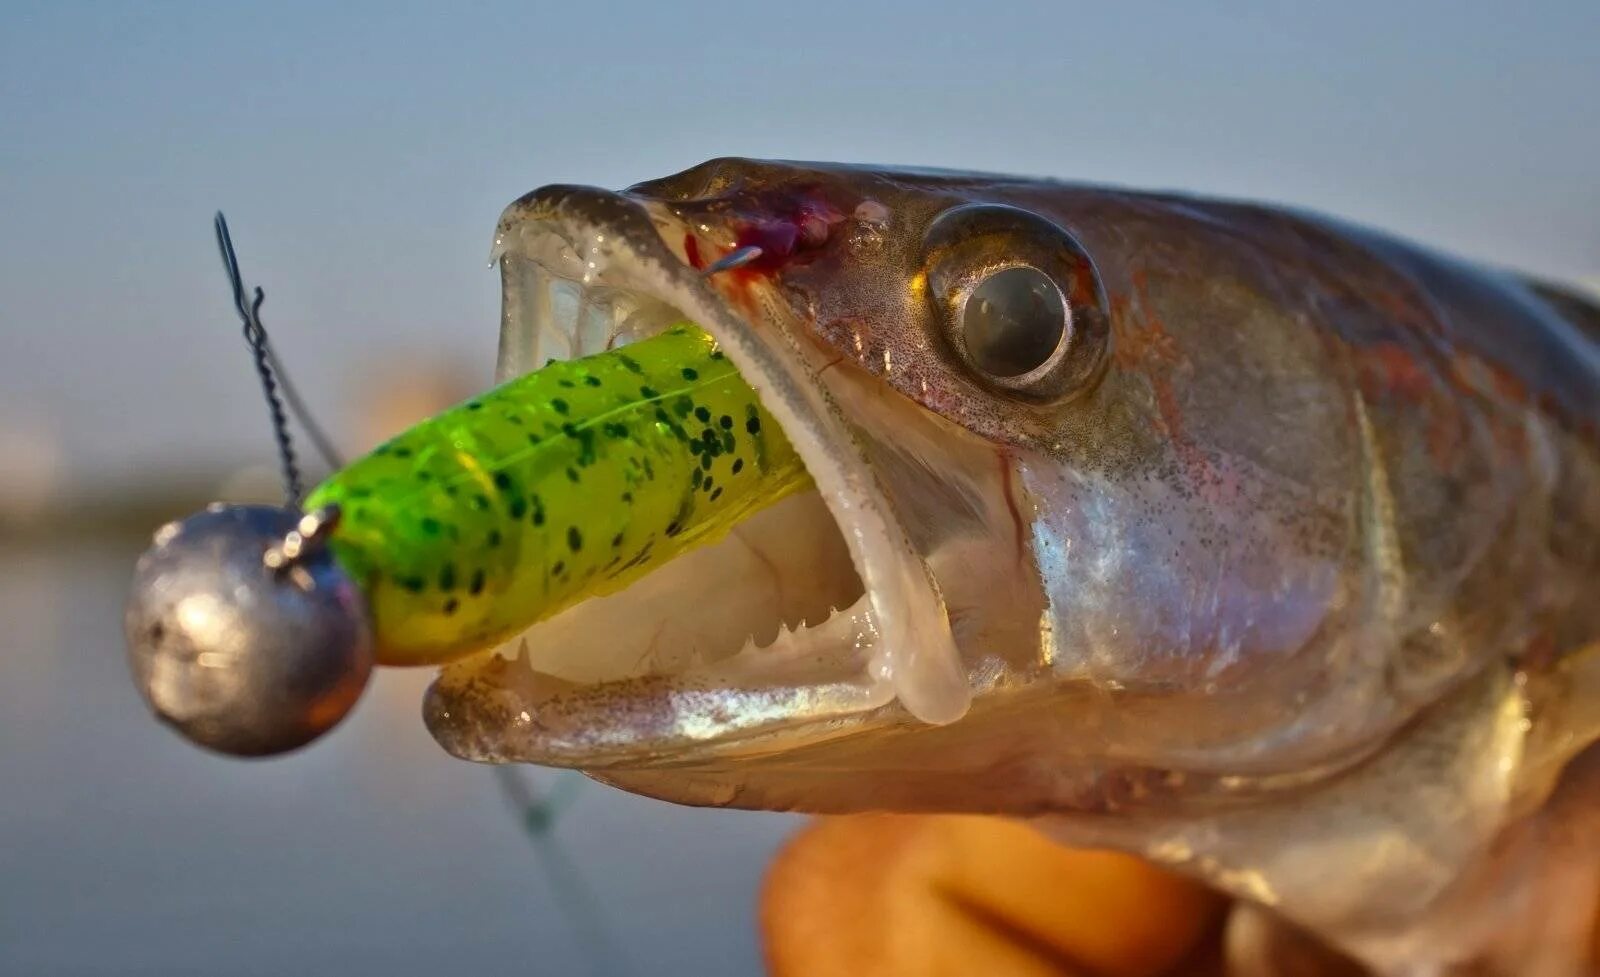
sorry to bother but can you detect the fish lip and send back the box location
[425,184,971,767]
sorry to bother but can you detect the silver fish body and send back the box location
[426,160,1599,975]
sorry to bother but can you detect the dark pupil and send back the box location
[962,266,1066,377]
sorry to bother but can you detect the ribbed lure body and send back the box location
[304,324,812,665]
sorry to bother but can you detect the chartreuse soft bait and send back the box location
[305,322,813,665]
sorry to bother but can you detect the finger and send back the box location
[762,814,1225,977]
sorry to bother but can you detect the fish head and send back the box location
[426,158,1493,818]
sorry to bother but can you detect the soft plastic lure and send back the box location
[124,262,809,756]
[305,323,810,665]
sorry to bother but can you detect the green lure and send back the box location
[304,324,813,665]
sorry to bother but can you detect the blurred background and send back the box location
[1,2,1595,974]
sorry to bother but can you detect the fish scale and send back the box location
[304,323,813,665]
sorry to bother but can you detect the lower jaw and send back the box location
[419,502,893,767]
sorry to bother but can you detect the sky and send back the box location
[2,0,1597,504]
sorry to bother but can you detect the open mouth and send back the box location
[492,228,879,703]
[423,188,970,767]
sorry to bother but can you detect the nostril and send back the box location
[798,214,832,248]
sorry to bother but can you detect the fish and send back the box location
[429,159,1600,975]
[124,158,1599,975]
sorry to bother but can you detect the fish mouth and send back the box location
[423,186,970,769]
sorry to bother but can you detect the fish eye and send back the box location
[922,204,1109,401]
[961,266,1068,378]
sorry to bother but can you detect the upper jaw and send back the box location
[423,185,973,769]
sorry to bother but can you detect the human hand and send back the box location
[761,814,1226,977]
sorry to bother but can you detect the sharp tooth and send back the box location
[498,258,565,382]
[577,289,610,357]
[768,626,794,656]
[548,279,583,359]
[528,266,555,366]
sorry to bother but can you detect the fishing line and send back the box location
[210,212,615,972]
[493,768,634,977]
[264,342,345,474]
[213,212,343,505]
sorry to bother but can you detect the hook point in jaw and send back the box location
[701,245,764,277]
